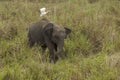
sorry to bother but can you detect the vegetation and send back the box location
[0,0,120,80]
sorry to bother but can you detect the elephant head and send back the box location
[43,22,71,62]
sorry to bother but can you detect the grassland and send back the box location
[0,0,120,80]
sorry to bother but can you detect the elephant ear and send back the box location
[64,27,71,35]
[44,23,53,39]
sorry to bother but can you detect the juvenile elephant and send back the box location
[28,18,71,62]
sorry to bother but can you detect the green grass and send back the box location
[0,0,120,80]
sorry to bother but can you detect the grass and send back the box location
[0,0,120,80]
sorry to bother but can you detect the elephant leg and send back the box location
[53,43,57,51]
[28,40,35,47]
[45,40,55,62]
[41,44,47,53]
[28,34,35,47]
[53,43,59,61]
[48,45,55,62]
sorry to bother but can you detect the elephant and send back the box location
[27,18,71,62]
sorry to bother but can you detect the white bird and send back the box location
[40,7,48,16]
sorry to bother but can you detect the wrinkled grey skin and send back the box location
[28,18,71,63]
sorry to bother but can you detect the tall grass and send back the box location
[0,0,120,80]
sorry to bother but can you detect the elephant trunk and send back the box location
[54,40,64,61]
[58,40,64,53]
